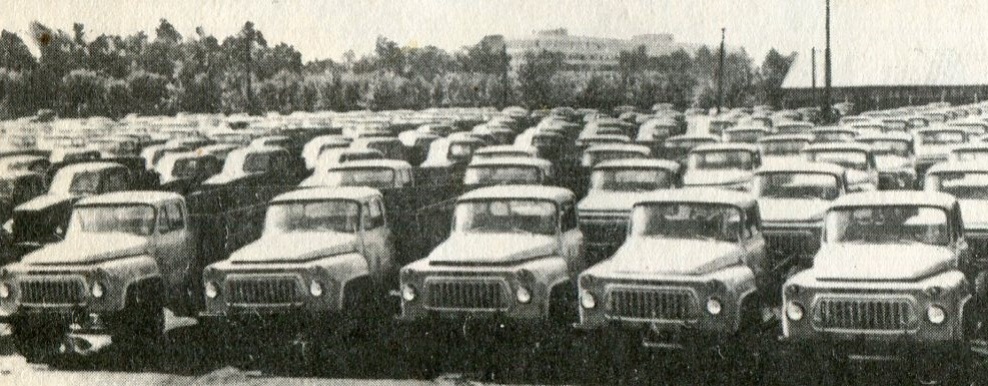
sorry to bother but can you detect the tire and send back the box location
[111,283,165,368]
[11,317,65,364]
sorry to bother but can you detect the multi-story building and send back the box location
[505,28,699,72]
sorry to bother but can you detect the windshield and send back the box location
[590,169,672,191]
[172,158,204,178]
[464,166,542,185]
[323,168,395,189]
[753,172,840,200]
[629,203,741,242]
[474,151,530,160]
[814,132,855,142]
[919,131,965,145]
[825,206,950,245]
[583,151,645,167]
[726,131,763,143]
[863,140,911,157]
[688,150,755,170]
[242,153,271,173]
[927,172,988,200]
[760,140,808,156]
[453,200,557,235]
[69,205,156,236]
[953,151,988,162]
[805,151,867,170]
[264,200,360,235]
[50,170,101,194]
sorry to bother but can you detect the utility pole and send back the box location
[717,28,726,114]
[811,47,817,90]
[823,0,833,122]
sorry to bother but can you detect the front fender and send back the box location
[311,253,371,311]
[93,255,162,312]
[516,256,571,315]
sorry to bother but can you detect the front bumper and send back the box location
[780,336,966,362]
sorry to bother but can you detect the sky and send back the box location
[3,0,988,65]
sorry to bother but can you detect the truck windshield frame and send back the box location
[590,168,672,192]
[453,198,559,236]
[263,199,362,235]
[464,166,543,185]
[323,168,396,189]
[688,150,756,171]
[753,172,840,200]
[805,151,867,171]
[824,205,951,246]
[629,202,743,242]
[927,172,988,200]
[68,204,158,237]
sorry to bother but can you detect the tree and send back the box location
[758,49,796,107]
[462,35,509,74]
[0,31,37,71]
[155,19,182,44]
[60,69,107,117]
[517,50,565,108]
[127,70,169,115]
[375,36,404,75]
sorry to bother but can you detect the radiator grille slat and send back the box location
[607,287,696,322]
[20,279,85,305]
[425,280,506,311]
[814,297,913,331]
[227,277,298,306]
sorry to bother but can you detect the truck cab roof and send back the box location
[327,159,412,171]
[593,158,681,172]
[272,187,381,204]
[756,161,846,176]
[77,190,182,206]
[633,188,757,208]
[458,185,574,204]
[831,191,956,210]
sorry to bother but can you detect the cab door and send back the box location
[362,198,395,282]
[155,201,193,295]
[739,205,769,285]
[559,200,585,274]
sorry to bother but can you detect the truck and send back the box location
[0,182,278,363]
[781,191,982,383]
[753,162,849,278]
[575,188,773,381]
[199,187,397,365]
[397,186,585,373]
[682,143,762,191]
[577,159,681,264]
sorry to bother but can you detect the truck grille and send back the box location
[227,277,299,306]
[19,278,86,305]
[579,215,628,244]
[764,230,819,256]
[607,287,697,322]
[425,279,507,311]
[813,297,914,331]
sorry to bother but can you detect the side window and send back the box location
[367,199,385,229]
[561,202,578,231]
[158,205,173,233]
[747,206,761,236]
[167,202,185,231]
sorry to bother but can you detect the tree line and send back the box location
[0,19,796,119]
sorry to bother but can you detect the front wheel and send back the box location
[111,286,165,367]
[11,317,66,363]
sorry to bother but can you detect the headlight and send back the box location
[205,281,219,299]
[706,297,722,315]
[516,286,532,304]
[786,301,805,321]
[580,289,596,309]
[927,305,946,324]
[91,282,104,298]
[309,281,324,297]
[0,283,9,299]
[401,284,416,302]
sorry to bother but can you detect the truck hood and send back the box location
[758,198,829,223]
[230,233,358,264]
[16,193,78,212]
[960,200,988,230]
[812,244,955,282]
[429,234,557,267]
[609,238,743,275]
[22,234,149,265]
[578,191,653,213]
[916,146,951,161]
[683,169,752,187]
[203,172,260,186]
[761,156,802,168]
